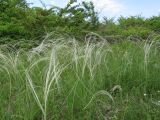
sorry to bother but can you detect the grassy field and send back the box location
[0,39,160,120]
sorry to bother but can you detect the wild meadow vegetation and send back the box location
[1,38,160,120]
[0,0,160,120]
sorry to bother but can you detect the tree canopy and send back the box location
[0,0,160,48]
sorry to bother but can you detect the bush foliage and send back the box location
[0,0,160,47]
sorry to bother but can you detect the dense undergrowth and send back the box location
[1,1,160,120]
[1,0,160,49]
[0,38,160,120]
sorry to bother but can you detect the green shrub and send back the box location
[121,27,153,39]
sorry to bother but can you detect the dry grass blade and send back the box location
[83,90,114,110]
[25,71,45,118]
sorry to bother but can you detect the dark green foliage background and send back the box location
[0,0,160,47]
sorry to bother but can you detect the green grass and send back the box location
[0,39,160,120]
